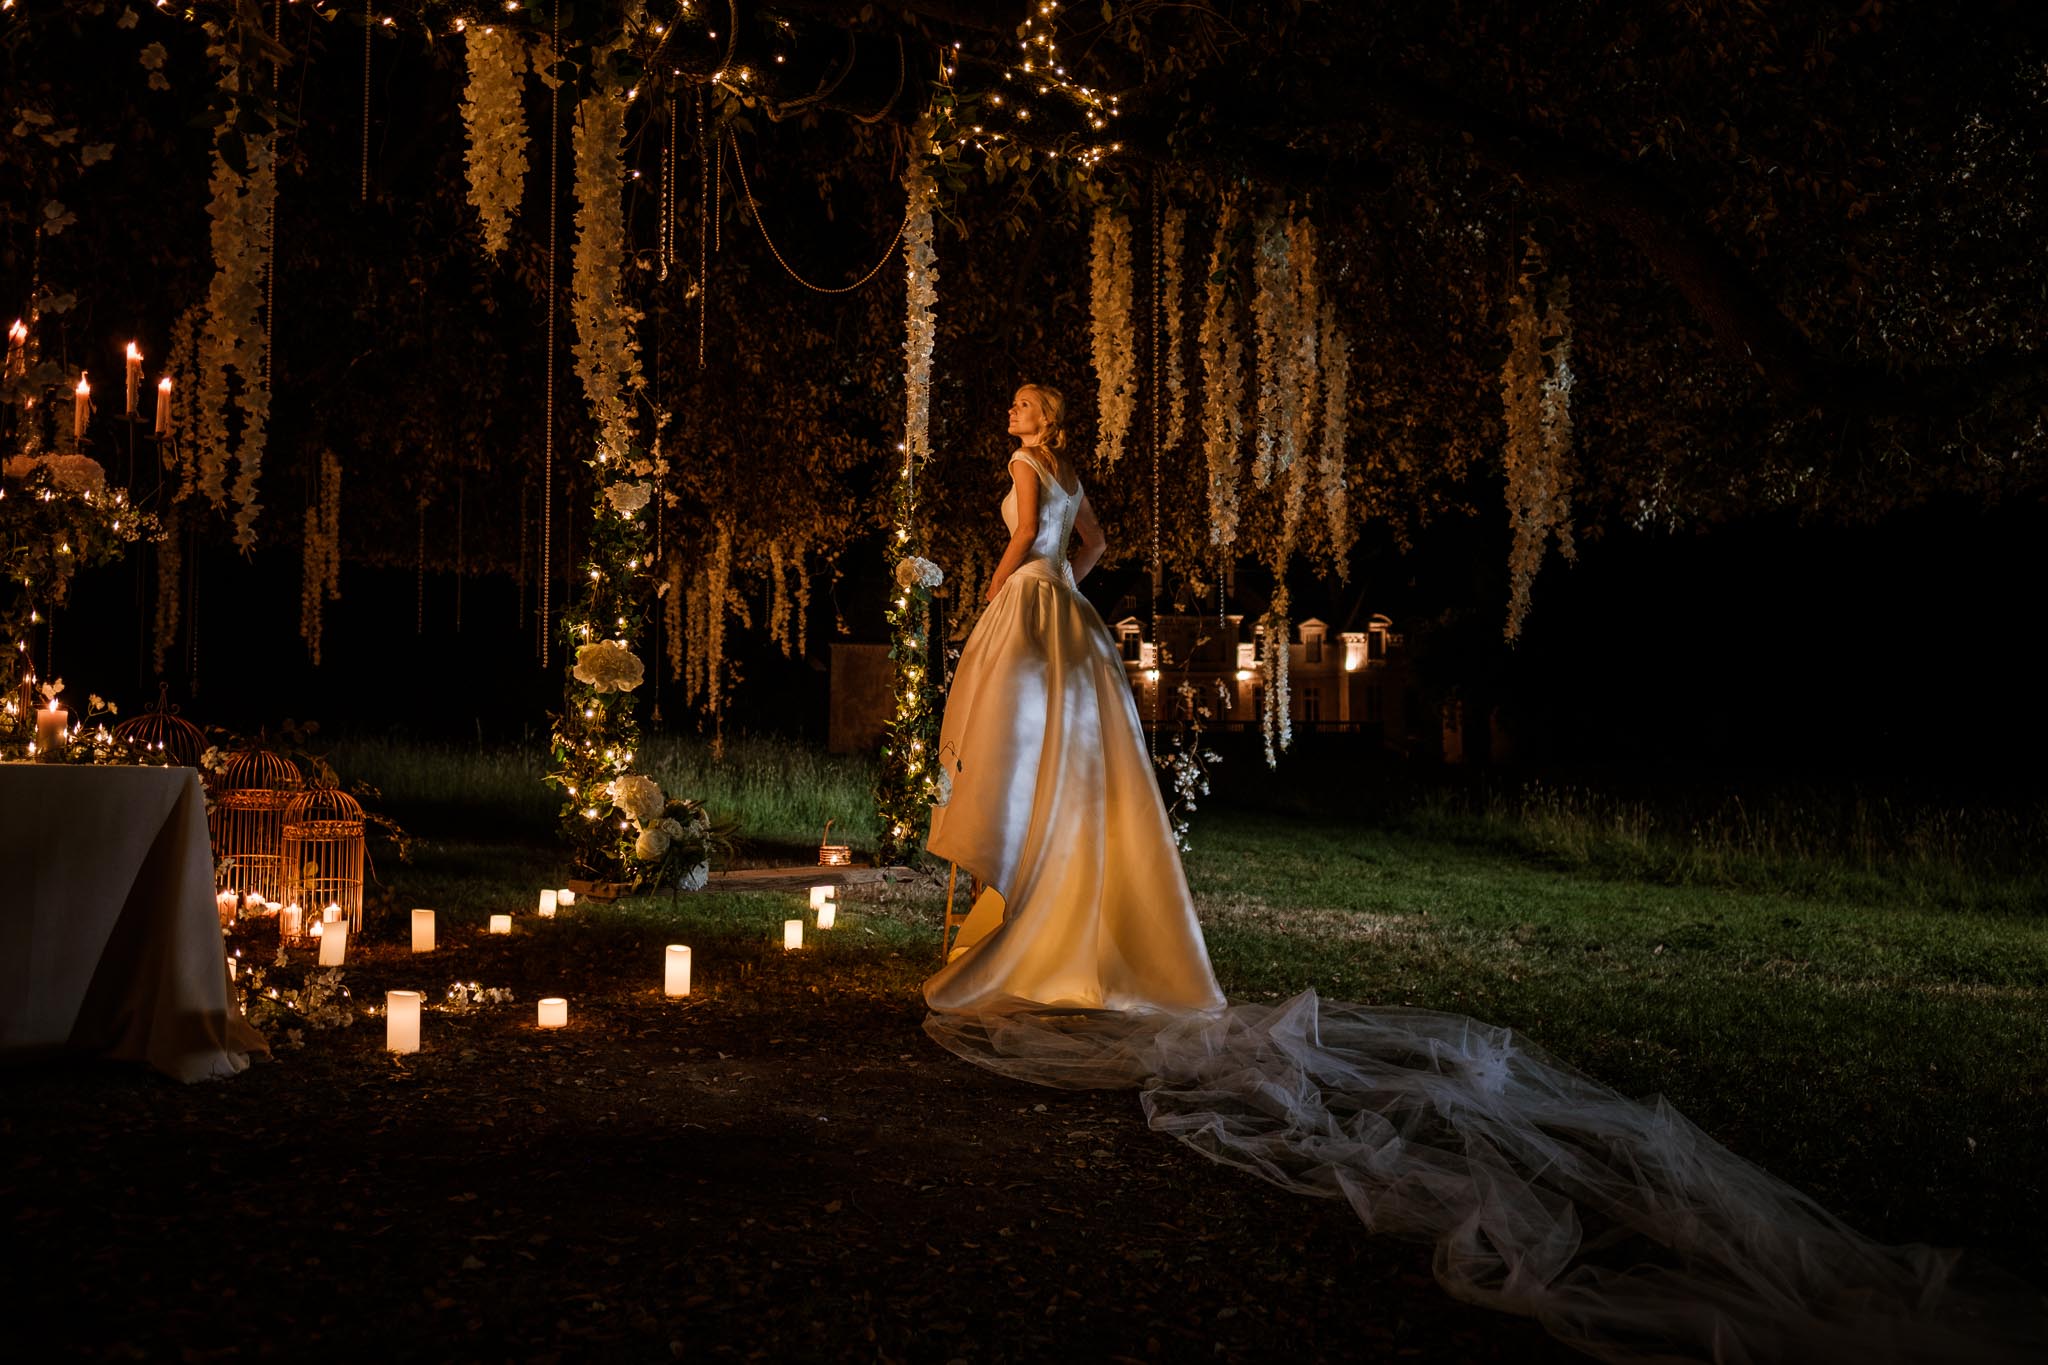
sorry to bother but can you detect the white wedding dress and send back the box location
[919,448,2040,1363]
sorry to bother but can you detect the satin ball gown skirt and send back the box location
[923,558,1225,1015]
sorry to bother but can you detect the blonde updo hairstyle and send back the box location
[1015,383,1069,453]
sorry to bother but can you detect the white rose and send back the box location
[658,817,686,839]
[894,555,943,591]
[572,641,644,693]
[633,827,671,861]
[608,774,666,825]
[604,481,652,515]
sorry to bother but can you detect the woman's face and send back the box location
[1008,389,1046,444]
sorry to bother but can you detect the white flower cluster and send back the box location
[902,124,939,471]
[1500,238,1577,643]
[196,23,275,550]
[608,773,665,824]
[1199,191,1248,550]
[569,74,646,465]
[1317,301,1353,569]
[679,525,734,718]
[460,27,530,257]
[893,555,943,591]
[604,480,651,515]
[572,640,644,693]
[1262,594,1293,769]
[3,453,105,494]
[1089,207,1137,468]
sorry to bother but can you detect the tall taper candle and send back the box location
[124,343,141,416]
[154,377,171,436]
[73,372,90,443]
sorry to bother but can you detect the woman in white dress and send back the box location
[917,386,2037,1363]
[923,383,1224,1015]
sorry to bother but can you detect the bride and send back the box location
[917,386,2039,1363]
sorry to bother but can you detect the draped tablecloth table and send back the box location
[0,764,267,1081]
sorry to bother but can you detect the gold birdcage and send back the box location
[209,745,302,905]
[111,683,207,767]
[281,784,366,933]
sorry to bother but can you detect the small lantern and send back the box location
[556,888,576,907]
[783,919,803,951]
[489,914,511,935]
[317,920,349,966]
[538,889,558,918]
[411,909,435,952]
[817,902,837,931]
[386,991,421,1053]
[809,886,834,911]
[664,945,692,998]
[209,744,303,906]
[280,784,366,932]
[537,997,568,1029]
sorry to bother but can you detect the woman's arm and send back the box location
[983,460,1042,603]
[1071,494,1108,583]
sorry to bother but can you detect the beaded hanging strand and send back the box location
[698,86,708,368]
[360,0,371,201]
[540,1,558,663]
[1148,178,1163,761]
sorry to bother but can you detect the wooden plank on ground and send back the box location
[706,865,917,893]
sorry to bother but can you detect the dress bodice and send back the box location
[1000,448,1081,574]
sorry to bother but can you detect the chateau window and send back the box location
[1120,630,1142,662]
[1306,635,1322,664]
[1302,685,1322,722]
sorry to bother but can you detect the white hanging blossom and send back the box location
[1250,214,1291,489]
[1198,192,1246,549]
[1089,206,1137,468]
[460,26,530,257]
[902,119,939,472]
[196,22,275,549]
[569,76,645,463]
[1261,593,1293,768]
[1162,206,1188,450]
[300,452,342,664]
[1501,239,1577,643]
[1278,216,1322,557]
[1317,299,1353,568]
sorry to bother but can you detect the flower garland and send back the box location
[876,121,942,864]
[1260,590,1293,769]
[1317,298,1354,568]
[196,22,275,549]
[1500,238,1577,643]
[1089,206,1137,468]
[1278,215,1321,557]
[1162,205,1187,450]
[1198,190,1246,549]
[460,25,529,257]
[299,452,342,664]
[152,305,202,675]
[1250,214,1290,489]
[568,74,645,464]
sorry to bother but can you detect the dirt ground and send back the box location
[2,948,1580,1364]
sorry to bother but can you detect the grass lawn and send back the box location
[5,738,2041,1361]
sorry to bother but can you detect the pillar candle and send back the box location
[244,893,265,917]
[280,903,303,940]
[783,919,803,951]
[817,902,836,931]
[411,908,435,952]
[154,377,171,436]
[537,997,568,1028]
[318,920,349,966]
[124,343,142,416]
[809,885,834,911]
[385,991,422,1053]
[216,891,239,926]
[34,704,66,755]
[538,889,558,918]
[72,372,89,443]
[4,320,24,379]
[664,944,692,997]
[323,903,341,923]
[556,888,576,907]
[488,914,512,935]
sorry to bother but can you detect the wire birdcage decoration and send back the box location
[209,746,302,904]
[281,784,366,933]
[111,683,206,767]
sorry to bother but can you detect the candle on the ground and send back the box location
[411,908,435,952]
[386,991,422,1053]
[154,377,171,435]
[783,919,803,951]
[124,343,141,416]
[488,914,512,935]
[809,885,834,911]
[557,888,576,907]
[537,997,567,1028]
[539,889,558,918]
[664,945,692,997]
[244,893,264,917]
[817,902,837,930]
[280,903,303,940]
[72,372,89,443]
[34,704,66,755]
[318,920,349,966]
[216,891,239,926]
[323,904,341,923]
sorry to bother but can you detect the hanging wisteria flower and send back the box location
[1500,237,1577,643]
[569,70,645,463]
[572,640,644,693]
[1089,207,1137,467]
[604,480,651,515]
[607,773,665,825]
[1199,191,1247,550]
[894,555,943,591]
[460,26,529,257]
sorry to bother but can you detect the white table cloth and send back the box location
[0,764,266,1081]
